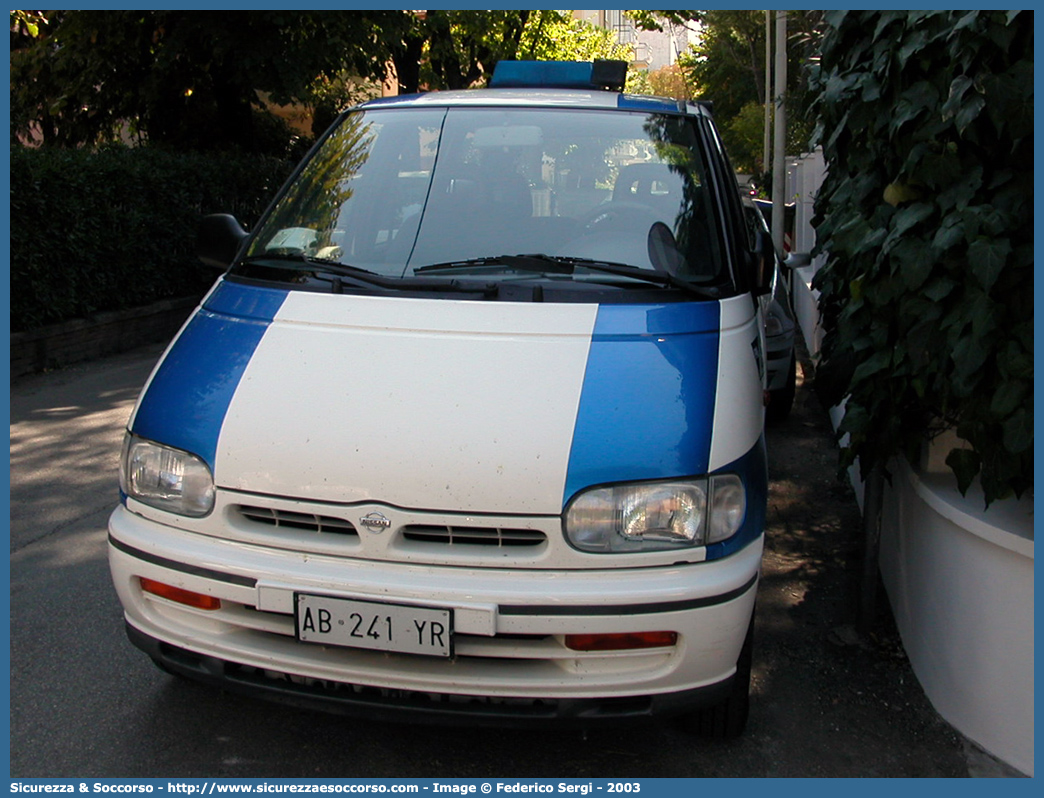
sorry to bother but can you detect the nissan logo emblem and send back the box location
[359,512,392,533]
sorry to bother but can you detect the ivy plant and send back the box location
[809,10,1032,505]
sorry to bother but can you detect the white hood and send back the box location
[215,292,599,515]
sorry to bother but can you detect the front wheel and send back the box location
[677,612,753,738]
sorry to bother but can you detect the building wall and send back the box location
[574,10,696,71]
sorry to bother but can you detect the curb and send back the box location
[11,296,199,378]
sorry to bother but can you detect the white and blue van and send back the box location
[109,61,772,736]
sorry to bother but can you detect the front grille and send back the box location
[402,525,546,547]
[237,506,358,537]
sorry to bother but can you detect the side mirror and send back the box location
[196,214,249,270]
[784,251,812,270]
[751,229,774,296]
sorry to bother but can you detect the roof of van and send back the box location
[359,89,703,117]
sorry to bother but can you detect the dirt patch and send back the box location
[749,342,967,776]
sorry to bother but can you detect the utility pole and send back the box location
[763,11,772,182]
[770,10,787,255]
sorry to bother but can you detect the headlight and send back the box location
[564,475,746,553]
[120,434,215,517]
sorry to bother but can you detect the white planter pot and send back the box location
[879,450,1034,776]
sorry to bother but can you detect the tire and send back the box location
[766,352,796,423]
[678,613,753,739]
[150,657,180,677]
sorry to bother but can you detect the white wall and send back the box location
[786,149,824,256]
[785,150,828,360]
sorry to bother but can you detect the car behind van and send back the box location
[109,61,772,737]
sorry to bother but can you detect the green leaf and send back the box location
[838,402,871,441]
[917,149,963,190]
[892,202,933,235]
[832,215,875,255]
[891,238,933,290]
[969,289,999,340]
[952,11,981,33]
[990,382,1025,417]
[983,65,1034,140]
[941,75,973,118]
[861,77,882,103]
[932,216,966,250]
[954,93,986,134]
[824,74,856,104]
[946,448,981,495]
[872,11,903,42]
[897,30,927,67]
[851,349,892,383]
[891,82,940,134]
[968,236,1011,292]
[951,334,990,384]
[998,345,1033,381]
[1002,408,1032,454]
[937,165,983,212]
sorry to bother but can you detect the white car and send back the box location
[109,60,772,737]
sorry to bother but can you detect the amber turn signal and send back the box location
[139,577,221,610]
[564,631,678,651]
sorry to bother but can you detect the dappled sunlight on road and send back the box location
[10,404,131,550]
[745,345,966,776]
[12,525,111,571]
[10,346,161,553]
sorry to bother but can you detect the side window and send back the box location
[699,116,750,291]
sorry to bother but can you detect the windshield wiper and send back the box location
[239,252,380,279]
[414,255,575,275]
[415,254,720,297]
[237,253,496,295]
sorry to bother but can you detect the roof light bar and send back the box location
[490,60,628,92]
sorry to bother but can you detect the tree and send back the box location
[682,11,771,119]
[810,10,1033,505]
[389,10,540,96]
[10,10,405,152]
[10,10,645,151]
[723,101,768,174]
[631,10,823,172]
[517,12,633,65]
[647,64,696,100]
[386,11,636,97]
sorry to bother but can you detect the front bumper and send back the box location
[126,624,736,728]
[109,505,761,726]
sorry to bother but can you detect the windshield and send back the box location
[240,105,729,291]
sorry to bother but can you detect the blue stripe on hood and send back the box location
[130,281,287,469]
[563,301,720,506]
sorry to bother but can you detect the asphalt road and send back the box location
[9,343,1007,778]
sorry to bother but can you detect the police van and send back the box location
[109,61,772,737]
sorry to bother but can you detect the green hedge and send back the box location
[810,11,1032,504]
[10,145,295,332]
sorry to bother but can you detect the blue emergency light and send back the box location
[490,60,628,92]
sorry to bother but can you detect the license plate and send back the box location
[295,594,453,658]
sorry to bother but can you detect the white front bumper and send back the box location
[109,505,760,702]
